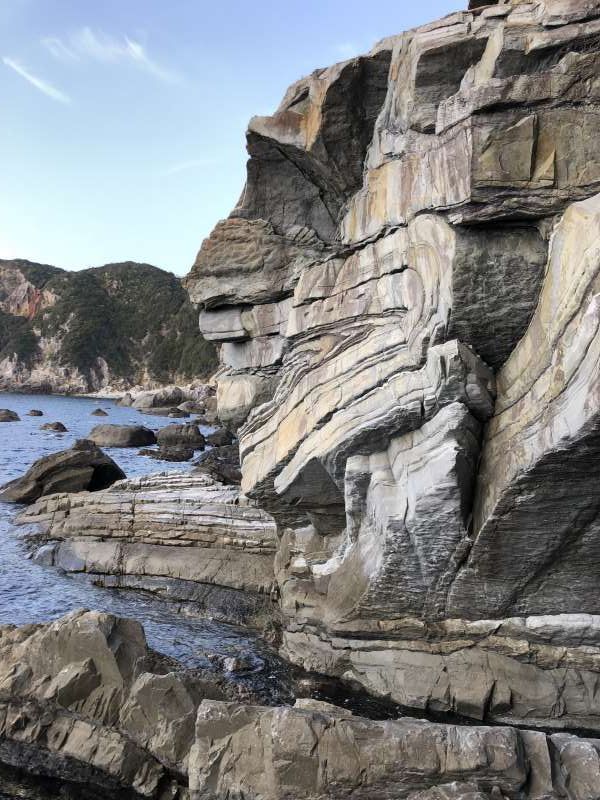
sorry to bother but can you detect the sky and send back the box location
[1,0,461,276]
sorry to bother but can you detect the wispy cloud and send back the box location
[42,27,181,84]
[3,56,70,103]
[160,158,219,176]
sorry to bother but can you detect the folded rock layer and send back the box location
[186,0,600,733]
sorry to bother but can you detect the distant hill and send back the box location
[0,259,217,394]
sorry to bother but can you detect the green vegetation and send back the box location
[0,310,40,366]
[0,259,217,387]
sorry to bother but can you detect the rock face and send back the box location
[0,259,217,395]
[185,0,600,736]
[19,472,278,627]
[89,424,157,448]
[0,610,224,798]
[4,612,600,800]
[0,439,125,503]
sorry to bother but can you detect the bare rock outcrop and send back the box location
[2,612,600,799]
[185,0,600,738]
[19,472,278,627]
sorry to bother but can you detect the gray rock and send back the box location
[157,423,205,449]
[90,408,109,417]
[26,409,43,416]
[0,439,125,503]
[0,409,19,422]
[89,423,157,448]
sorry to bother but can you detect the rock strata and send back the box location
[185,0,600,742]
[18,472,278,627]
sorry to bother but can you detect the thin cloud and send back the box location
[160,158,219,176]
[3,57,70,103]
[43,27,181,84]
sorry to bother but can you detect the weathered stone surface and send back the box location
[0,409,19,422]
[185,0,600,749]
[89,423,157,448]
[156,423,205,449]
[0,439,125,503]
[189,697,600,800]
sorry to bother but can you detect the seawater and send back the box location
[0,392,274,668]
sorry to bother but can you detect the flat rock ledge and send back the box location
[17,472,278,628]
[1,610,599,800]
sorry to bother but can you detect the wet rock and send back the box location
[90,408,109,417]
[157,423,205,449]
[89,423,157,448]
[0,439,125,503]
[26,409,43,416]
[40,421,68,432]
[0,409,19,422]
[118,392,133,406]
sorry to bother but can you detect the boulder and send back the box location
[168,408,191,418]
[139,446,195,462]
[118,392,133,406]
[89,424,157,448]
[91,407,109,417]
[26,409,43,416]
[206,428,235,447]
[132,386,184,410]
[40,421,68,432]
[156,423,205,449]
[0,439,125,503]
[194,444,241,485]
[0,409,19,422]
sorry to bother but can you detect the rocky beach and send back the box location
[3,0,600,797]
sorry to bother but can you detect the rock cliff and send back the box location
[187,0,600,734]
[0,259,217,394]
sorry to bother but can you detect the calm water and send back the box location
[0,393,275,672]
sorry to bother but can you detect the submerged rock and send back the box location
[26,409,43,416]
[0,409,19,422]
[0,439,125,503]
[89,423,157,447]
[40,421,68,432]
[90,407,109,416]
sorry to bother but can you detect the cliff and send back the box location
[5,1,600,798]
[188,0,600,733]
[0,259,217,394]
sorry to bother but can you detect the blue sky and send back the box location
[1,0,460,276]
